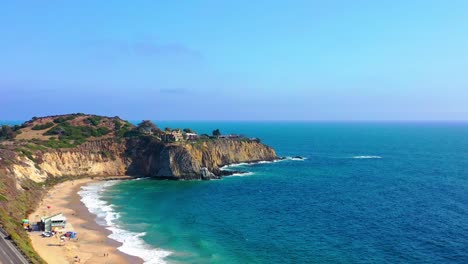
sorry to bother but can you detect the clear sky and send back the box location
[1,1,468,120]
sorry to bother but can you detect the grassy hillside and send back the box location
[12,113,134,148]
[0,114,135,263]
[0,168,46,263]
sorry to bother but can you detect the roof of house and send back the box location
[41,213,66,221]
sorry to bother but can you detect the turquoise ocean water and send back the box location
[76,122,467,263]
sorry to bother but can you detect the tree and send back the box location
[183,128,194,133]
[164,127,171,132]
[137,120,159,134]
[212,129,221,137]
[0,125,15,140]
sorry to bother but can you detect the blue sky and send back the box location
[1,1,468,120]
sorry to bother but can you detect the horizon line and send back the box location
[2,119,468,123]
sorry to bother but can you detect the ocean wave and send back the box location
[351,155,382,159]
[79,181,172,264]
[229,172,255,177]
[221,157,306,170]
[282,156,307,161]
[134,177,151,181]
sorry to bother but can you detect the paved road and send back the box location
[0,229,29,264]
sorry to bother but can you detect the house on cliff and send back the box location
[185,132,199,140]
[162,130,184,142]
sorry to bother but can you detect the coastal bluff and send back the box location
[0,114,276,263]
[0,114,278,182]
[127,138,277,179]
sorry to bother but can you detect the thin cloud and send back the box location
[85,39,203,61]
[159,88,189,94]
[132,42,202,59]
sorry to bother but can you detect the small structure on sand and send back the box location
[21,219,29,229]
[40,213,67,232]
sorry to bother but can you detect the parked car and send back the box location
[41,231,53,237]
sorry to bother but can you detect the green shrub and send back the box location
[123,130,141,138]
[100,150,111,158]
[0,176,46,263]
[0,125,16,140]
[86,116,102,126]
[53,115,76,124]
[96,127,111,136]
[24,144,47,151]
[41,121,111,148]
[38,140,76,149]
[113,119,122,130]
[31,122,54,130]
[15,148,35,161]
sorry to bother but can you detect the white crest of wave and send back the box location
[220,162,250,170]
[135,177,151,181]
[230,172,255,177]
[283,156,307,161]
[79,181,172,264]
[352,155,382,159]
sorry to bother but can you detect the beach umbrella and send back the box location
[47,206,51,209]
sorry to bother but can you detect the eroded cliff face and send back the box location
[5,139,129,183]
[2,137,277,183]
[127,138,278,179]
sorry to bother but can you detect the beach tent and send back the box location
[21,219,29,228]
[64,231,77,239]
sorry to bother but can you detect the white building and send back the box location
[41,213,67,232]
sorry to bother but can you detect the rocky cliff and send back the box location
[2,137,276,182]
[127,138,277,179]
[5,139,129,182]
[0,115,278,264]
[0,114,278,183]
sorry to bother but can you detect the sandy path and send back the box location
[28,177,143,264]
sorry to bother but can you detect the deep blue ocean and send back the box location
[37,121,468,263]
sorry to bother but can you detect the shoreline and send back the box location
[25,158,295,263]
[27,177,144,264]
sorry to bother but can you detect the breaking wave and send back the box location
[351,155,382,159]
[79,181,172,264]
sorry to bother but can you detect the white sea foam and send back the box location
[79,181,172,264]
[283,156,307,161]
[135,177,151,181]
[230,172,255,177]
[221,157,306,169]
[220,162,250,170]
[351,155,382,159]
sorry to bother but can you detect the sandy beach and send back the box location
[27,177,143,264]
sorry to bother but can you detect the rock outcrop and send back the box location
[0,114,278,183]
[2,137,277,182]
[126,138,277,179]
[4,139,129,182]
